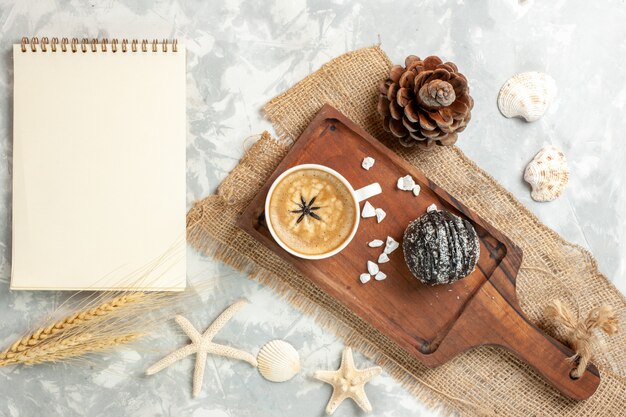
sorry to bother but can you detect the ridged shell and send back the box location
[257,340,300,382]
[497,72,557,122]
[524,144,569,202]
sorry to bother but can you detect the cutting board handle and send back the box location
[486,289,600,400]
[429,279,601,400]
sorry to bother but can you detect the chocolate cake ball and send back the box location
[403,210,480,285]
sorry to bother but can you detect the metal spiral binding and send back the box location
[20,37,178,53]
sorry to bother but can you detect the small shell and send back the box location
[497,72,557,122]
[257,340,301,383]
[412,184,421,197]
[359,273,371,284]
[374,271,387,281]
[378,252,389,263]
[524,144,569,202]
[427,203,438,213]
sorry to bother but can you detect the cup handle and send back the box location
[354,183,382,202]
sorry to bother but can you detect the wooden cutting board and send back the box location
[238,104,600,400]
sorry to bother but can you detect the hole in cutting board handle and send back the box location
[568,357,582,380]
[569,369,581,380]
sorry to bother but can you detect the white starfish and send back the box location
[146,299,257,397]
[314,347,382,415]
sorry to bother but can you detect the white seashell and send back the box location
[427,203,438,213]
[523,144,569,202]
[375,208,386,223]
[368,239,384,248]
[362,157,375,170]
[378,253,389,263]
[367,261,379,275]
[359,273,371,284]
[384,236,399,254]
[412,184,421,197]
[374,271,387,281]
[497,72,557,122]
[397,175,416,191]
[362,201,376,218]
[257,340,301,383]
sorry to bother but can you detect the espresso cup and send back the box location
[264,163,381,260]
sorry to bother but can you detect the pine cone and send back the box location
[377,55,473,150]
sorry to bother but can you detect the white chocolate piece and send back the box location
[374,271,387,281]
[368,239,384,248]
[367,261,379,275]
[362,201,376,218]
[361,157,375,170]
[397,175,416,191]
[384,236,399,254]
[359,273,371,284]
[375,208,386,223]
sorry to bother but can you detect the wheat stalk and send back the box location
[0,292,146,359]
[0,289,194,368]
[0,333,144,366]
[0,243,219,368]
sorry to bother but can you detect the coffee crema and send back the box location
[268,168,357,256]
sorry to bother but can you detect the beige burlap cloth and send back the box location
[187,46,626,416]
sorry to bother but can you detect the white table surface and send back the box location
[0,1,624,416]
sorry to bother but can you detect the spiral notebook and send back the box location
[11,38,186,291]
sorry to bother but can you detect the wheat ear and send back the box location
[0,292,145,364]
[0,333,143,367]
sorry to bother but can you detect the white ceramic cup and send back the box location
[264,163,382,260]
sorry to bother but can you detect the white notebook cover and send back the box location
[11,41,186,290]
